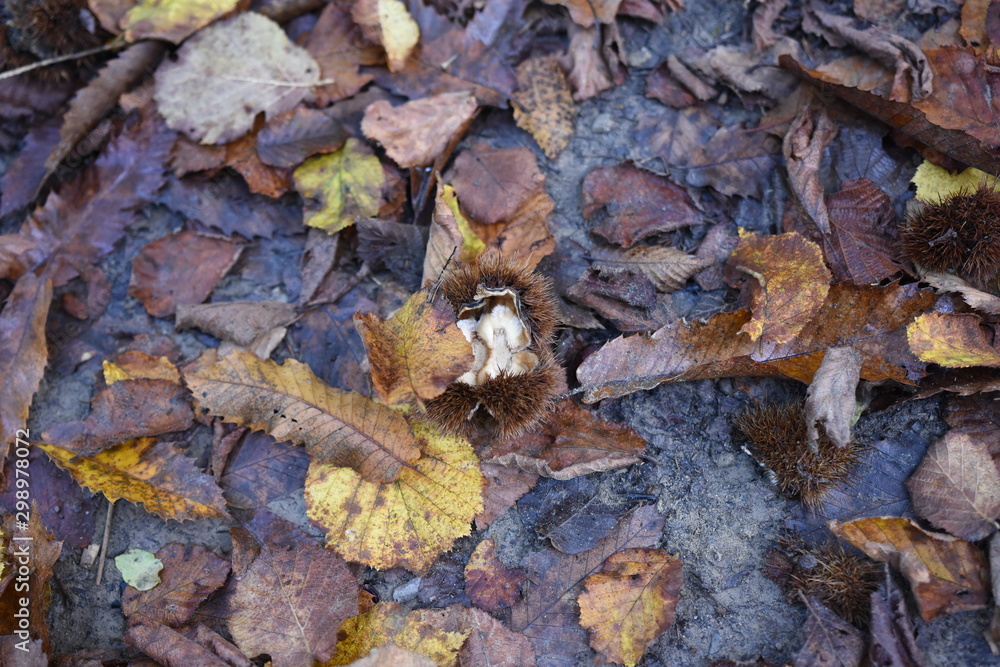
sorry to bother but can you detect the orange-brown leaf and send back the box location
[464,538,525,613]
[0,510,62,650]
[183,349,420,483]
[354,289,473,407]
[830,516,990,621]
[907,312,1000,367]
[906,432,1000,541]
[362,92,478,168]
[578,548,682,667]
[727,230,831,346]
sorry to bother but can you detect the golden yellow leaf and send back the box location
[294,138,385,234]
[577,548,682,667]
[912,159,1000,203]
[103,352,180,385]
[441,184,486,261]
[907,312,1000,367]
[328,603,470,666]
[513,56,574,159]
[354,289,473,407]
[183,348,420,484]
[122,0,241,44]
[727,230,831,347]
[305,420,483,573]
[38,437,229,521]
[351,0,420,72]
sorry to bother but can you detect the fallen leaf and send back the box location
[355,289,473,406]
[804,346,862,450]
[906,431,1000,541]
[459,607,537,666]
[784,103,838,234]
[38,437,230,521]
[104,351,181,384]
[329,603,470,666]
[542,0,621,27]
[830,516,990,621]
[294,138,385,234]
[362,92,477,168]
[907,312,1000,368]
[305,2,379,106]
[823,178,901,285]
[305,420,483,574]
[115,548,163,591]
[256,107,347,168]
[125,622,249,667]
[222,123,293,199]
[357,219,428,291]
[922,272,1000,315]
[128,231,242,318]
[565,24,615,100]
[0,274,50,467]
[989,533,1000,655]
[351,0,420,72]
[589,244,712,292]
[447,144,544,225]
[219,431,309,510]
[578,548,682,667]
[0,511,62,650]
[679,123,781,198]
[472,187,556,267]
[578,282,935,402]
[222,511,358,666]
[122,543,229,626]
[511,505,665,664]
[422,184,485,288]
[183,349,420,484]
[867,568,929,666]
[348,643,436,667]
[513,55,574,159]
[122,0,241,43]
[567,266,666,332]
[582,162,702,248]
[794,596,864,667]
[726,230,832,347]
[154,12,320,144]
[464,538,525,612]
[175,301,298,348]
[476,461,539,529]
[482,400,645,479]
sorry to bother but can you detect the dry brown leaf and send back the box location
[726,230,832,347]
[867,571,928,667]
[355,289,472,407]
[471,188,556,268]
[578,548,682,667]
[578,282,934,402]
[589,244,711,292]
[105,351,181,385]
[0,511,62,650]
[222,511,358,666]
[221,123,293,199]
[922,272,1000,315]
[305,2,379,105]
[458,607,536,667]
[154,13,320,144]
[362,93,477,169]
[582,162,702,248]
[464,538,526,613]
[823,178,901,285]
[783,102,838,234]
[128,231,242,318]
[513,55,575,160]
[482,400,645,479]
[183,349,420,484]
[567,265,666,332]
[475,462,539,530]
[906,431,1000,541]
[794,596,864,667]
[125,622,249,667]
[565,24,615,100]
[175,301,298,348]
[542,0,621,27]
[122,543,230,627]
[804,346,862,450]
[907,312,1000,368]
[830,516,990,621]
[447,144,544,225]
[256,108,347,168]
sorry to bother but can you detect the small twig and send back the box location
[95,499,115,586]
[0,42,121,81]
[220,75,335,87]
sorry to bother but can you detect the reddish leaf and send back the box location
[464,538,525,612]
[447,143,543,225]
[256,108,348,168]
[123,543,230,627]
[823,178,901,285]
[794,596,864,667]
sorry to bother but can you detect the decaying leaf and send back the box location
[305,420,483,574]
[482,400,645,479]
[0,512,62,649]
[125,622,250,667]
[447,144,544,225]
[589,245,711,292]
[582,162,703,248]
[907,312,1000,368]
[794,596,864,667]
[183,349,420,484]
[329,603,470,666]
[351,0,420,72]
[867,568,928,666]
[123,543,229,627]
[305,2,379,106]
[122,0,241,43]
[578,548,682,667]
[459,607,537,666]
[906,431,1000,541]
[476,461,539,530]
[154,12,320,144]
[104,352,181,385]
[567,266,665,332]
[513,56,574,159]
[823,178,901,285]
[354,289,473,407]
[464,538,525,613]
[830,516,990,621]
[543,0,621,27]
[38,437,230,521]
[294,138,385,234]
[348,643,436,667]
[783,102,838,234]
[256,107,348,168]
[727,230,831,347]
[804,346,862,450]
[175,301,298,348]
[223,511,358,666]
[362,92,478,168]
[423,184,485,287]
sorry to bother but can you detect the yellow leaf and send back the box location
[38,437,229,521]
[441,185,485,262]
[103,352,180,385]
[294,138,385,233]
[183,349,420,484]
[578,548,683,667]
[354,289,473,407]
[513,56,574,159]
[305,420,483,573]
[728,230,831,347]
[328,603,470,666]
[907,312,1000,367]
[912,159,1000,203]
[122,0,241,44]
[352,0,420,72]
